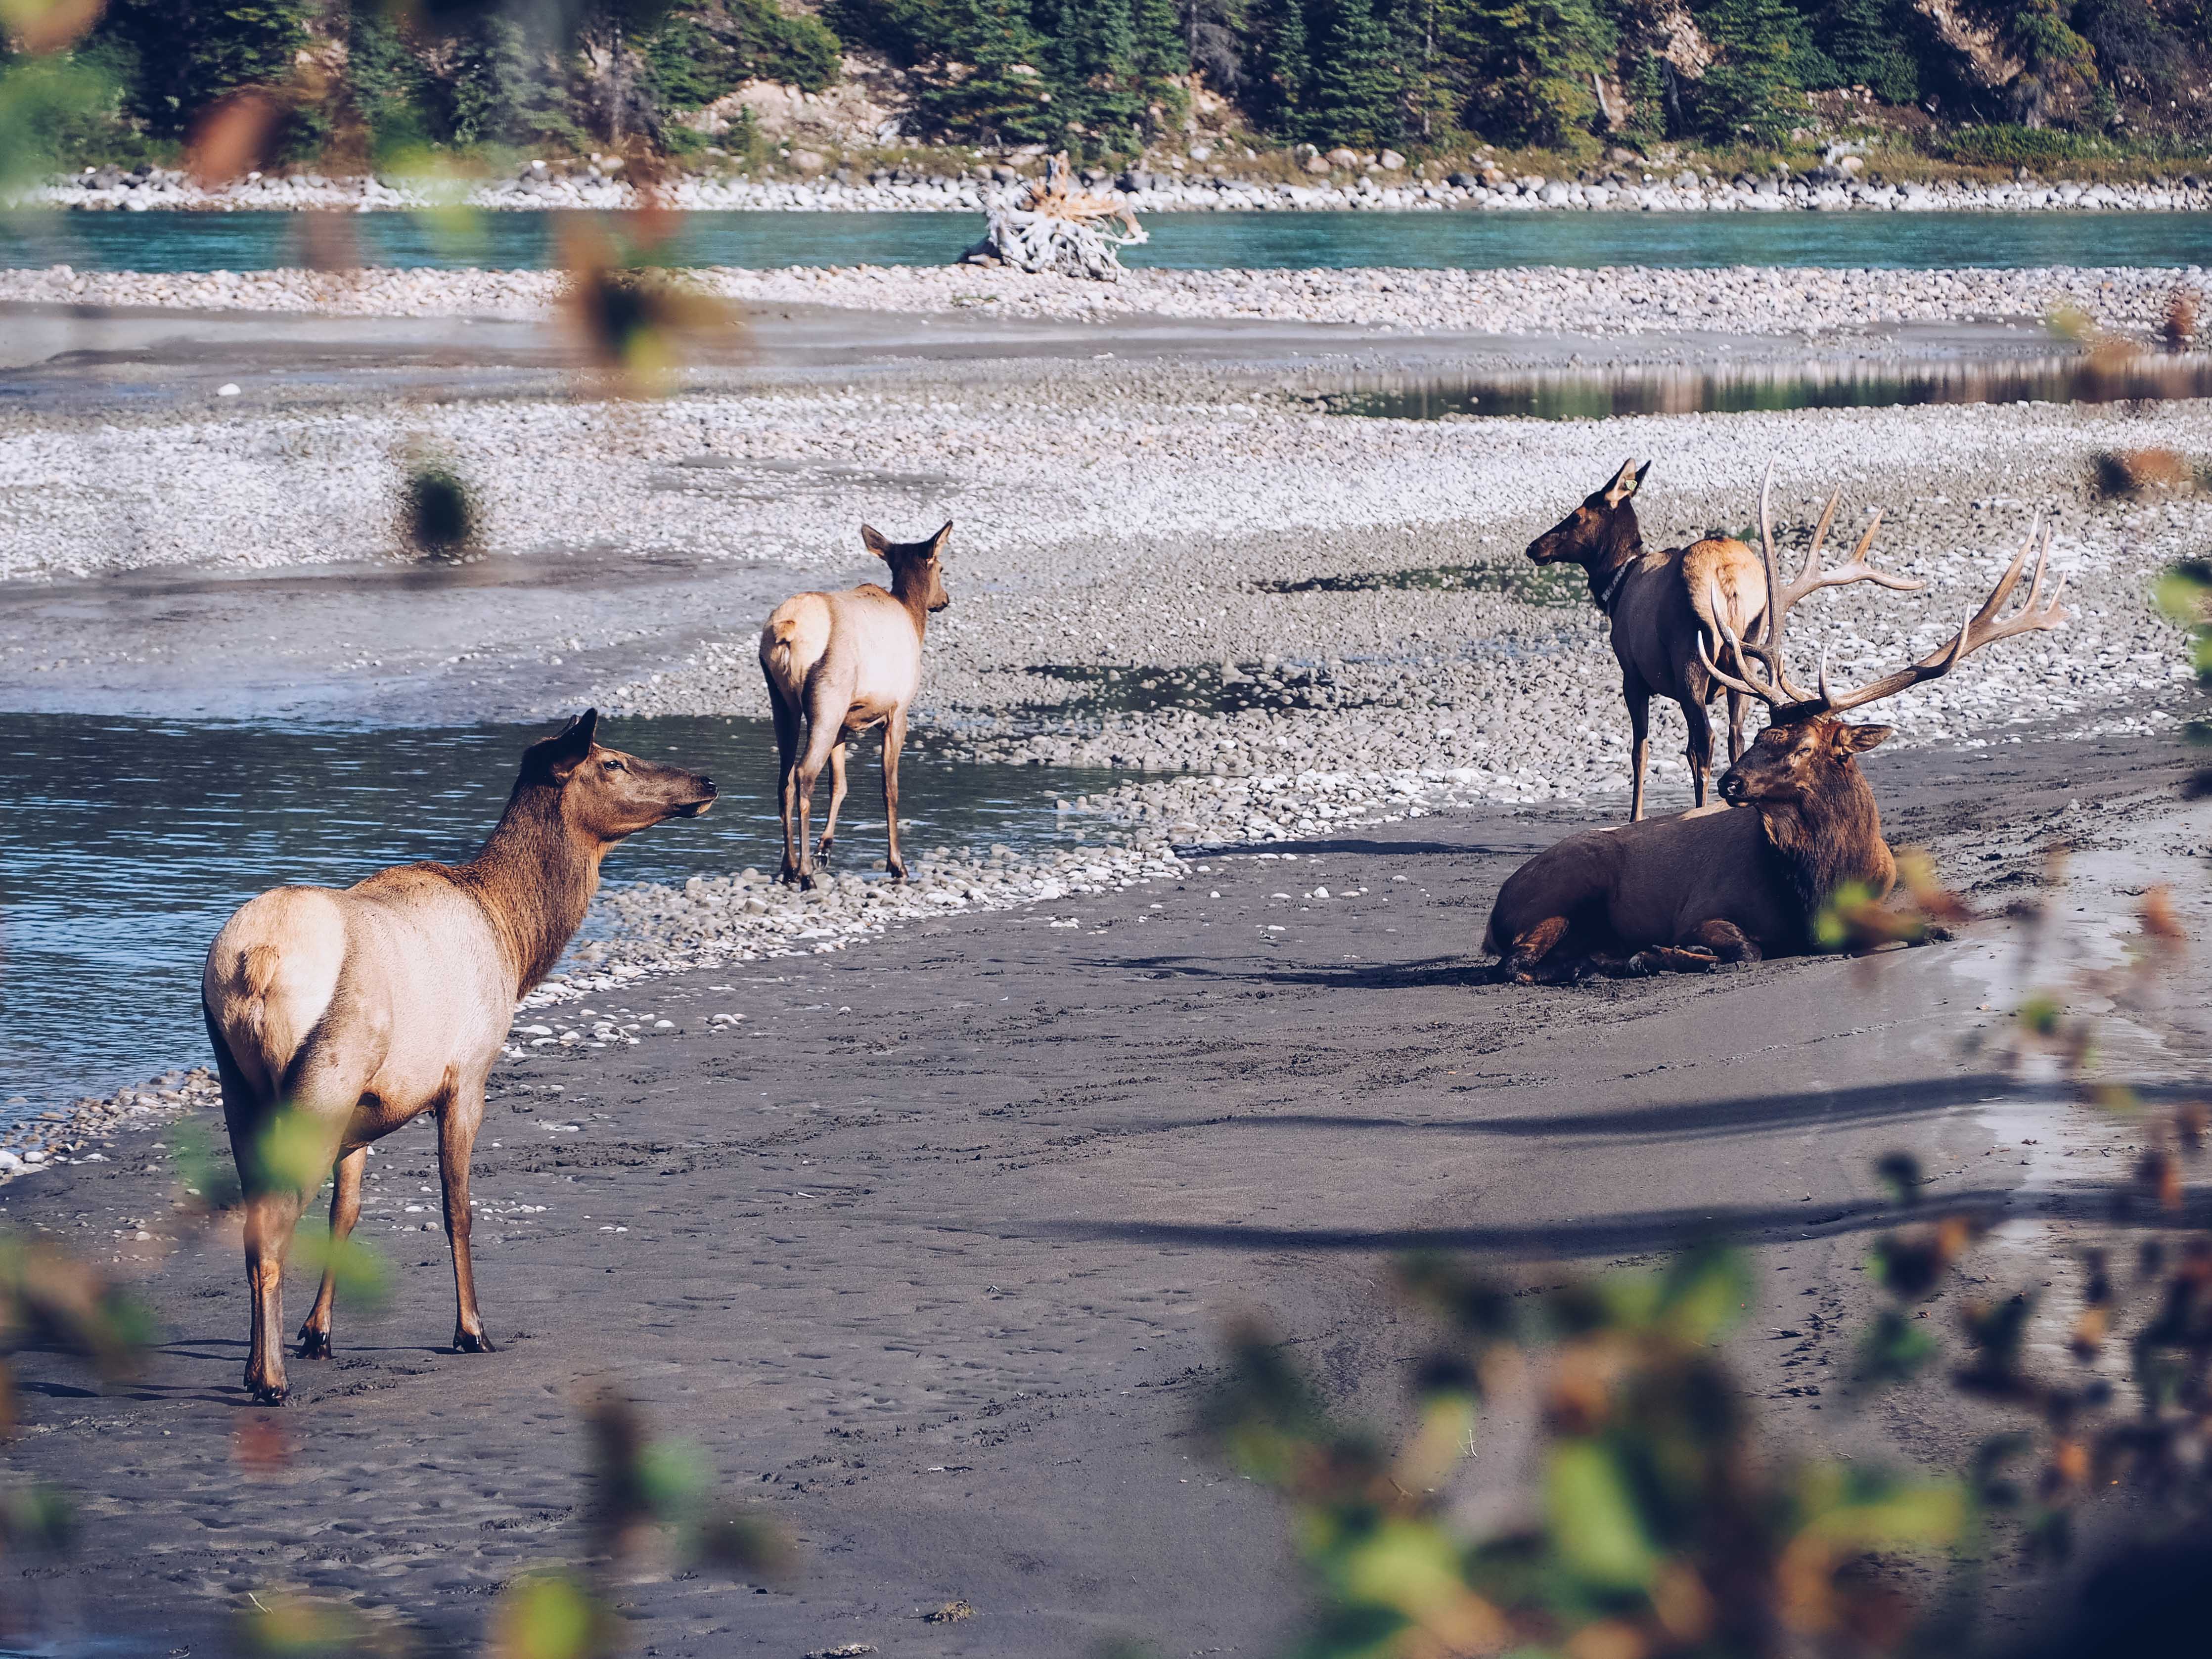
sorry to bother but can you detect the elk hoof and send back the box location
[296,1326,332,1360]
[453,1329,497,1355]
[815,836,835,862]
[246,1375,290,1405]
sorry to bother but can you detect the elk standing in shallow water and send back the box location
[1527,459,1923,820]
[760,521,951,889]
[1487,469,2068,980]
[201,711,715,1402]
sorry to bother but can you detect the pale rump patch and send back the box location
[1681,536,1764,646]
[761,592,834,695]
[203,888,346,1098]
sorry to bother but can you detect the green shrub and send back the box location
[644,0,844,108]
[1936,124,2119,166]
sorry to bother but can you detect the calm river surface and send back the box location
[7,208,2212,272]
[0,715,1124,1120]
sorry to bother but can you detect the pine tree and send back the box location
[1243,0,1308,131]
[1306,0,1397,146]
[1688,0,1805,144]
[1049,0,1143,149]
[912,0,1056,142]
[1820,0,1916,104]
[1447,0,1613,148]
[1131,0,1190,124]
[93,0,313,137]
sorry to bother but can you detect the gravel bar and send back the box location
[6,260,2209,339]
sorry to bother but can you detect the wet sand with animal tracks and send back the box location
[1,730,2204,1655]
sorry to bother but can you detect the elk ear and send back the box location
[550,708,599,773]
[1835,722,1893,754]
[1601,458,1644,507]
[860,524,890,560]
[525,709,598,783]
[926,520,953,558]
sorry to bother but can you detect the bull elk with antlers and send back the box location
[1486,465,2069,980]
[1527,459,1924,820]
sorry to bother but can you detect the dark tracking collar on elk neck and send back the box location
[1590,559,1631,612]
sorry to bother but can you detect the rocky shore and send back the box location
[28,161,2212,216]
[7,259,2212,341]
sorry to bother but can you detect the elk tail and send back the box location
[1696,575,1730,674]
[761,614,803,683]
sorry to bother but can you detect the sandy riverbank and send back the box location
[0,728,2201,1655]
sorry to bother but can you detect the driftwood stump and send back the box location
[961,153,1148,281]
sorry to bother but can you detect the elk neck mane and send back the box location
[1750,755,1896,932]
[446,775,606,993]
[1586,502,1643,612]
[888,557,935,634]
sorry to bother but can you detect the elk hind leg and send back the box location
[1682,697,1715,809]
[816,740,849,864]
[1498,914,1572,983]
[768,684,804,885]
[228,1045,356,1404]
[790,679,846,890]
[1724,688,1749,764]
[1625,685,1651,823]
[297,1144,365,1359]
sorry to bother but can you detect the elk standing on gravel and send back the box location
[760,521,951,889]
[1486,467,2068,980]
[201,712,716,1402]
[1526,459,1923,820]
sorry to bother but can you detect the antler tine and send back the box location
[1966,514,2041,635]
[1775,498,1925,616]
[1795,491,1840,590]
[1817,518,2072,716]
[1698,618,1776,705]
[1757,458,1785,660]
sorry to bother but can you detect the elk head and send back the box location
[1525,458,1651,570]
[864,521,953,614]
[1719,715,1891,807]
[519,710,718,845]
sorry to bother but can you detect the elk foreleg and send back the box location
[297,1145,364,1359]
[1724,688,1749,764]
[1625,683,1651,822]
[1683,918,1762,963]
[881,705,909,882]
[439,1084,495,1356]
[817,739,850,865]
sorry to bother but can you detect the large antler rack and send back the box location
[1699,462,2072,717]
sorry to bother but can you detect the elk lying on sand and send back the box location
[1487,468,2068,981]
[201,711,715,1402]
[760,521,951,889]
[1527,459,1923,820]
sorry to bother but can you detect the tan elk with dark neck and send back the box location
[761,521,951,889]
[1527,459,1923,819]
[201,712,716,1402]
[1486,467,2069,980]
